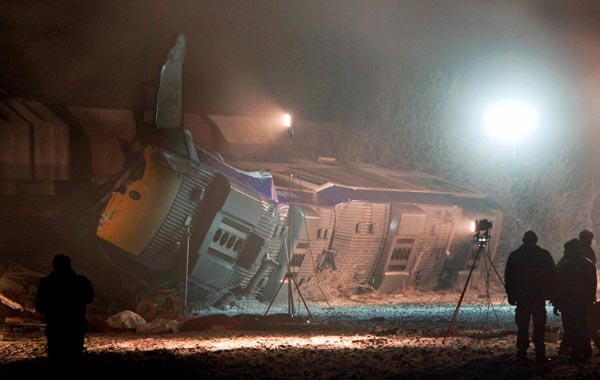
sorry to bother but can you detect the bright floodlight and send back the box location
[283,113,292,128]
[483,99,538,141]
[469,221,476,233]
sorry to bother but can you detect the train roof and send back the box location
[230,159,500,210]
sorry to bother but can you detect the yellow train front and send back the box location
[96,139,281,302]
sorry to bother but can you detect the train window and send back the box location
[368,223,374,234]
[397,248,412,260]
[290,253,305,267]
[388,236,415,271]
[190,187,205,202]
[220,231,230,246]
[391,248,411,260]
[296,242,310,249]
[212,229,222,242]
[226,235,236,249]
[233,239,244,252]
[128,190,142,200]
[388,247,412,271]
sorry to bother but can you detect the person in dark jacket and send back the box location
[555,238,597,362]
[504,231,558,363]
[35,254,95,363]
[555,239,577,356]
[579,230,597,266]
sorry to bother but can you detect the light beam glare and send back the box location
[483,99,538,141]
[283,113,292,128]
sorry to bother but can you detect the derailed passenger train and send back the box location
[97,144,502,303]
[0,34,503,307]
[230,160,503,302]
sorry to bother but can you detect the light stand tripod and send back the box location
[443,220,504,343]
[264,115,312,320]
[263,236,313,319]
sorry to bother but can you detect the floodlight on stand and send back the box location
[483,99,538,141]
[469,221,476,233]
[483,98,538,234]
[264,111,312,321]
[283,113,292,128]
[284,113,294,137]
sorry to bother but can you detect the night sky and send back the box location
[1,1,600,122]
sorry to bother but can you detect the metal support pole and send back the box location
[512,140,521,233]
[184,217,192,314]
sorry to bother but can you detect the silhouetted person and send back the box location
[505,231,558,363]
[555,239,578,357]
[555,237,591,356]
[35,254,94,364]
[555,239,597,362]
[579,230,597,266]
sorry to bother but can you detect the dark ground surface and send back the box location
[1,296,600,379]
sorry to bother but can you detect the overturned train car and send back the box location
[229,159,503,301]
[96,145,282,300]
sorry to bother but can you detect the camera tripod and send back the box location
[443,229,505,343]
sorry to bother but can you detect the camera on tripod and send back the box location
[446,217,501,341]
[475,219,492,232]
[473,219,492,245]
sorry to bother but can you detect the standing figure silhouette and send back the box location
[35,254,94,364]
[504,231,558,363]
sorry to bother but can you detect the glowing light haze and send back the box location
[483,99,539,141]
[283,113,292,128]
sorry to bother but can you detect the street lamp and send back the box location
[483,99,539,232]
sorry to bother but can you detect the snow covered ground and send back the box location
[3,291,595,379]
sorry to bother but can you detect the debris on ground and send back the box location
[106,310,147,330]
[136,318,178,334]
